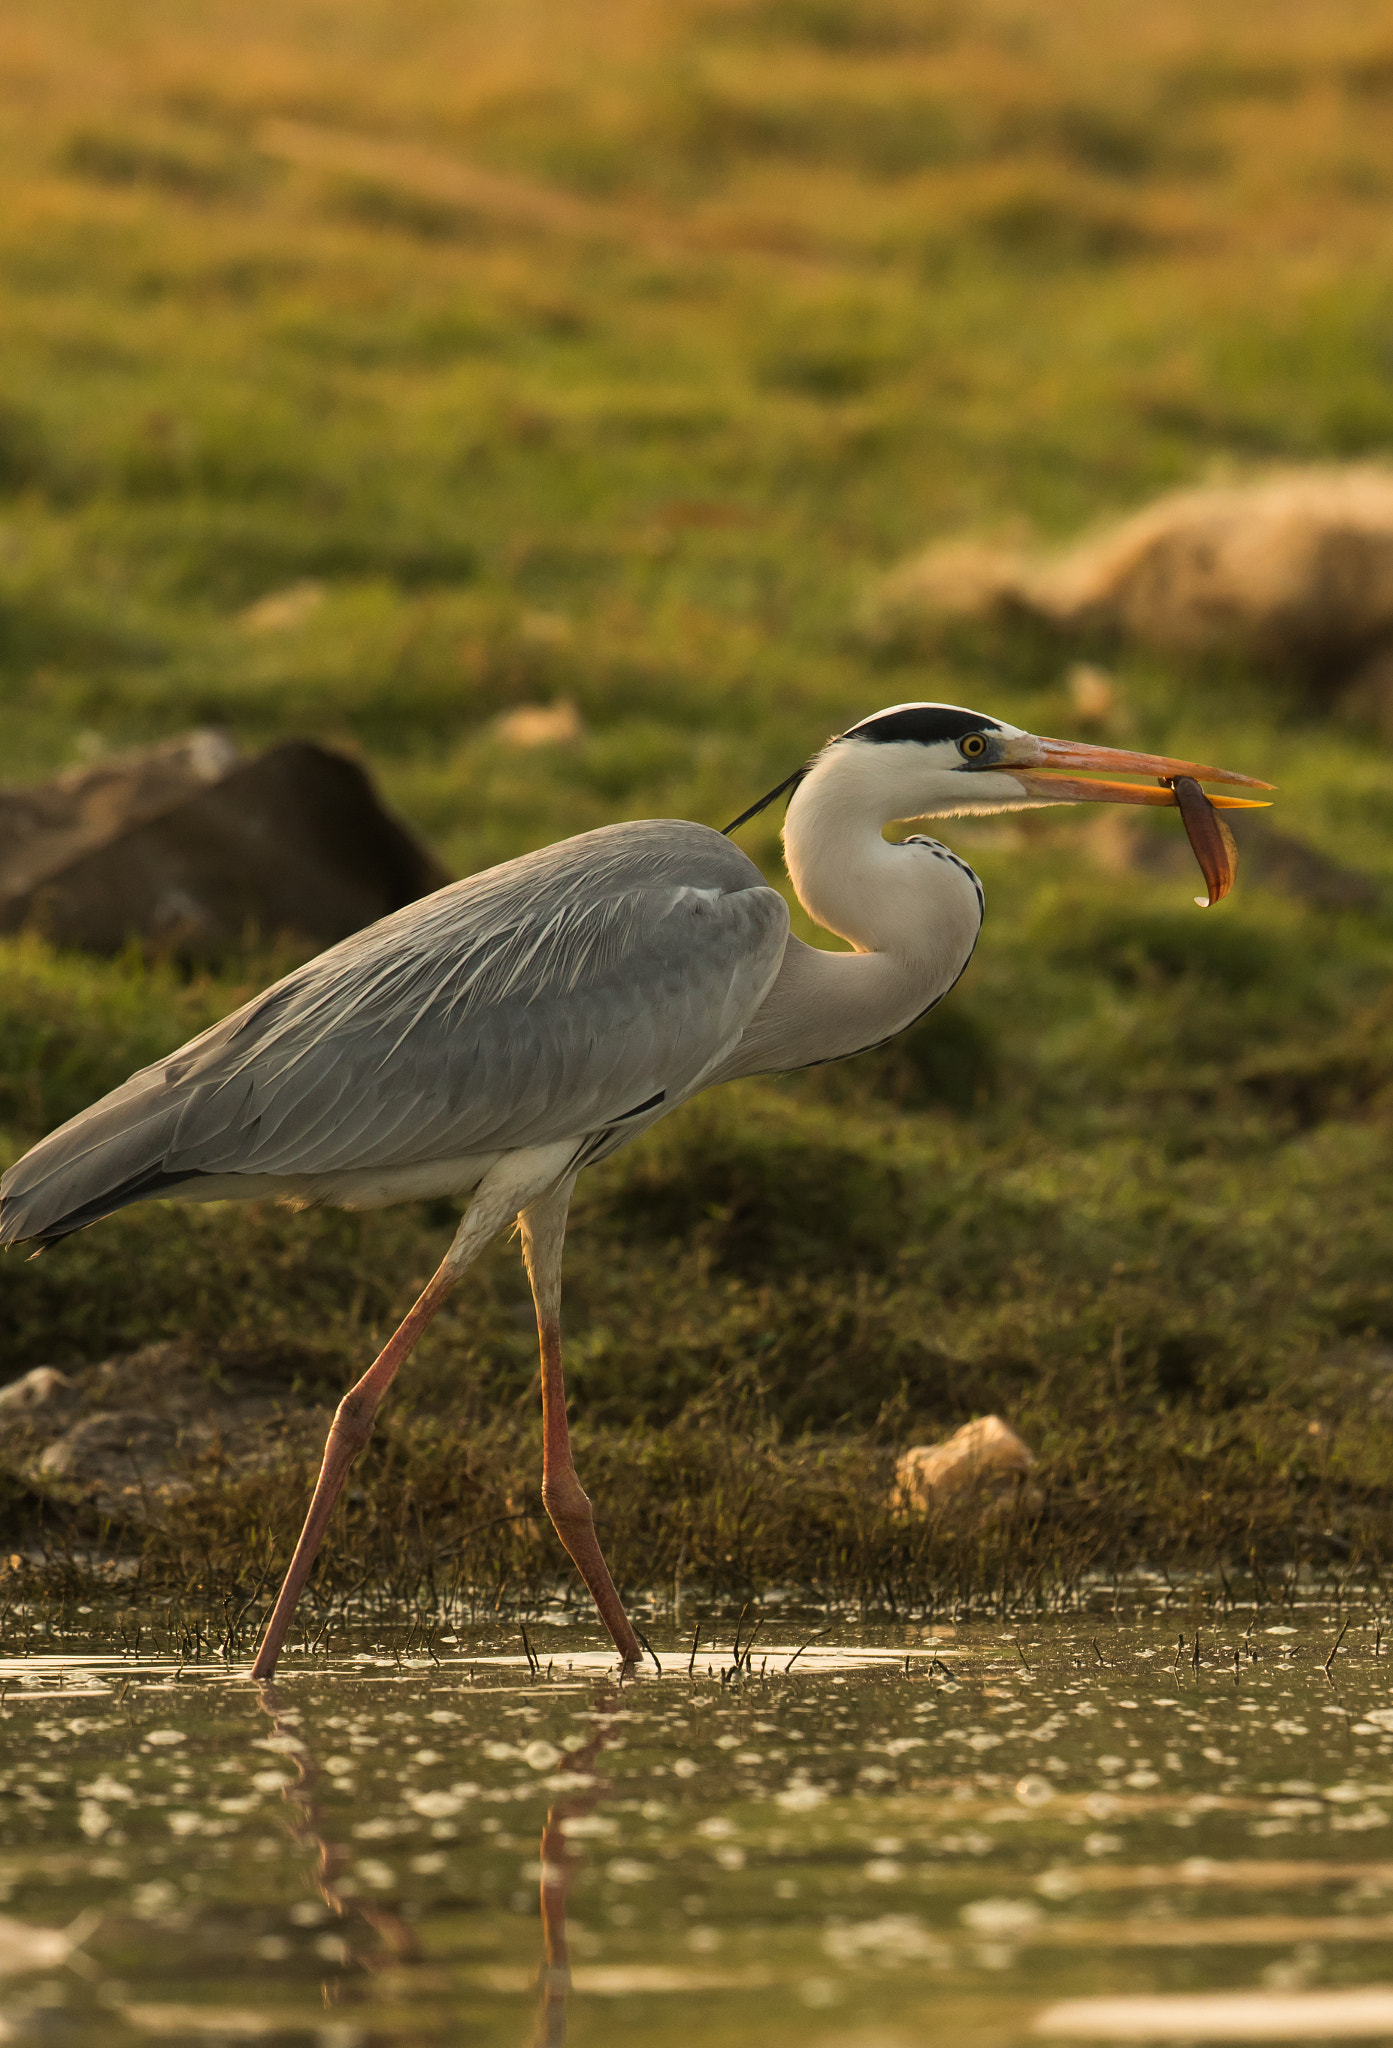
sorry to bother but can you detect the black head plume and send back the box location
[723,703,1003,836]
[722,767,808,836]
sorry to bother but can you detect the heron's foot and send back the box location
[542,1471,643,1665]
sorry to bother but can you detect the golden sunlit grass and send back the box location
[3,0,1393,1608]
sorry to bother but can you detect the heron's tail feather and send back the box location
[0,1078,210,1250]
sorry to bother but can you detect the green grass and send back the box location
[3,0,1393,1601]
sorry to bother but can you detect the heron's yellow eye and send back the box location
[960,733,988,760]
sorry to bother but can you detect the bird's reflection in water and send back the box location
[254,1679,420,1995]
[530,1688,620,2048]
[252,1674,628,2043]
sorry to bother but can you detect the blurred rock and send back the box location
[0,1366,75,1415]
[1066,661,1118,723]
[0,730,239,903]
[0,1341,329,1528]
[0,736,451,958]
[38,1411,172,1487]
[893,1415,1037,1514]
[873,468,1393,694]
[237,579,325,632]
[493,698,584,747]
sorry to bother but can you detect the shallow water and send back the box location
[5,1607,1393,2044]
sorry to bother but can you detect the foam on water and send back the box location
[2,1605,1393,2043]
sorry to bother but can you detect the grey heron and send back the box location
[0,704,1269,1675]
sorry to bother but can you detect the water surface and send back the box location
[4,1605,1393,2043]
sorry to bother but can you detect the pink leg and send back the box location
[250,1258,458,1681]
[521,1190,641,1665]
[539,1315,642,1663]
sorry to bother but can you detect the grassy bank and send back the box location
[3,0,1393,1599]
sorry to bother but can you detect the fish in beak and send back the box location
[995,735,1273,908]
[1168,777,1241,907]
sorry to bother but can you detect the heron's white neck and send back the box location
[718,741,984,1082]
[782,740,980,962]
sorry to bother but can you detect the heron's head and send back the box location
[827,702,1272,819]
[725,700,1272,903]
[728,702,1271,830]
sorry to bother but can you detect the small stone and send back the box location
[237,580,325,633]
[37,1411,164,1480]
[892,1415,1036,1515]
[493,699,583,748]
[0,1367,74,1414]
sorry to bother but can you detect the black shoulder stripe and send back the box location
[904,834,986,917]
[612,1090,665,1122]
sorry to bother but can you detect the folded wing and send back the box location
[0,820,790,1246]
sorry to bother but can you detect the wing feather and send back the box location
[0,820,788,1243]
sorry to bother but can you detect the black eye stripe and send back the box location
[843,706,1001,748]
[726,703,1005,837]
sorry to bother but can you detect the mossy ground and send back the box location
[3,0,1393,1609]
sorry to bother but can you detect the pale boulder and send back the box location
[0,1366,74,1414]
[873,467,1393,691]
[493,699,584,748]
[893,1415,1036,1515]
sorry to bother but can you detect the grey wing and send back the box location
[0,820,789,1245]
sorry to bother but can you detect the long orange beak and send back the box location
[993,734,1272,907]
[998,735,1274,809]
